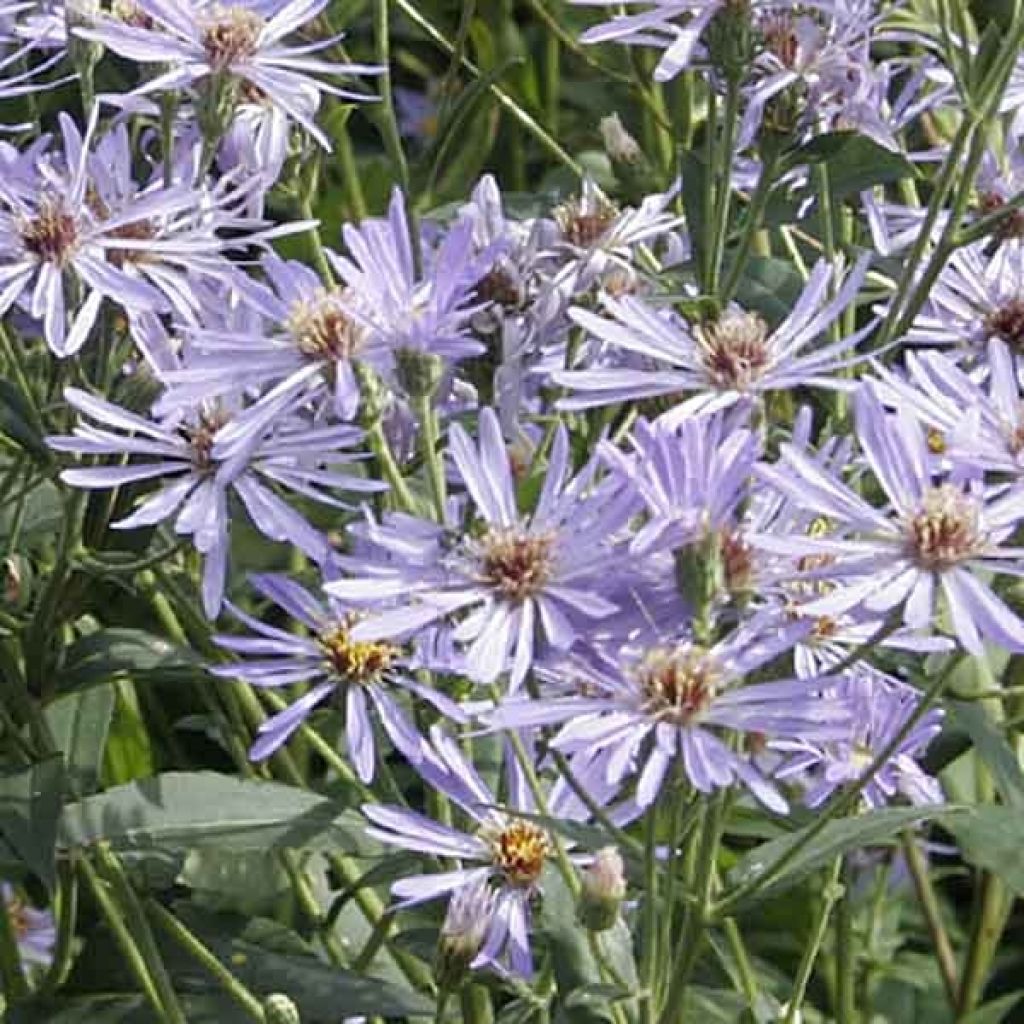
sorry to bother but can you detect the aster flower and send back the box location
[553,254,872,418]
[773,669,944,809]
[363,726,598,978]
[327,408,628,691]
[753,386,1024,655]
[487,617,851,813]
[327,187,492,383]
[2,884,55,973]
[75,0,381,150]
[213,574,464,779]
[48,385,384,617]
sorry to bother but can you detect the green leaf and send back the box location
[950,701,1024,808]
[948,806,1024,896]
[729,256,806,328]
[8,994,252,1023]
[783,131,917,195]
[44,684,116,795]
[0,380,48,462]
[60,628,201,691]
[0,756,64,889]
[958,992,1024,1024]
[170,907,434,1019]
[58,771,378,857]
[726,806,965,903]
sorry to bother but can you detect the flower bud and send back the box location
[600,114,642,167]
[578,847,626,932]
[395,349,445,399]
[434,880,495,993]
[705,0,755,81]
[262,993,301,1024]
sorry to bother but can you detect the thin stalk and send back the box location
[707,78,741,295]
[835,861,856,1024]
[900,831,958,1007]
[414,394,446,521]
[365,418,417,514]
[784,857,844,1024]
[41,858,78,994]
[640,806,659,1024]
[95,846,188,1024]
[335,118,368,219]
[722,916,760,1009]
[298,189,336,288]
[720,147,781,304]
[147,900,265,1022]
[958,871,1009,1015]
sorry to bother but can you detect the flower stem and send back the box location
[707,77,741,296]
[784,857,844,1024]
[958,870,1010,1015]
[640,806,660,1024]
[146,900,265,1022]
[414,393,447,522]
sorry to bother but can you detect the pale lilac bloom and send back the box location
[213,574,464,779]
[753,386,1024,655]
[48,385,383,617]
[76,0,381,149]
[488,618,851,813]
[2,884,55,972]
[773,669,944,809]
[327,409,627,691]
[327,187,493,379]
[598,406,758,556]
[554,254,872,418]
[363,726,603,978]
[871,339,1024,478]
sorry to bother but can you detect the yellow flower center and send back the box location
[319,621,396,684]
[21,198,79,267]
[481,818,551,887]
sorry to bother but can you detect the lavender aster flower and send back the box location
[753,386,1024,655]
[328,409,626,691]
[489,617,851,813]
[2,884,55,972]
[48,386,383,617]
[363,727,593,978]
[774,669,945,809]
[213,574,464,778]
[553,254,871,419]
[76,0,381,149]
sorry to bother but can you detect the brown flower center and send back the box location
[637,646,718,724]
[181,408,230,472]
[287,290,362,362]
[319,620,396,684]
[479,529,555,601]
[987,298,1024,352]
[977,191,1024,242]
[482,818,551,887]
[906,484,981,569]
[474,266,522,308]
[697,311,771,389]
[201,6,264,71]
[719,527,754,593]
[21,199,79,267]
[761,13,799,67]
[555,194,619,248]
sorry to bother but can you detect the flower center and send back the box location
[555,194,619,248]
[697,311,770,389]
[987,298,1024,352]
[287,290,362,362]
[111,0,154,27]
[906,484,981,569]
[637,646,718,724]
[760,13,799,67]
[719,527,754,593]
[977,191,1024,241]
[201,5,264,71]
[482,818,551,888]
[474,265,522,308]
[319,621,396,684]
[181,408,230,472]
[21,199,79,267]
[478,529,555,601]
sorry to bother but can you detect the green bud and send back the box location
[196,73,242,156]
[578,847,626,932]
[705,0,754,81]
[262,993,301,1024]
[674,527,724,642]
[395,349,444,400]
[434,880,495,994]
[355,362,387,425]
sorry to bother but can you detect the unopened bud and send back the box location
[395,349,444,399]
[435,880,495,993]
[67,0,102,84]
[578,847,626,932]
[262,993,300,1024]
[600,114,642,166]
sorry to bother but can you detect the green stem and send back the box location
[835,861,856,1024]
[147,900,265,1022]
[722,916,760,1010]
[79,856,168,1021]
[707,78,741,296]
[336,118,368,220]
[640,806,659,1024]
[784,857,844,1024]
[414,394,446,521]
[958,871,1009,1015]
[365,419,417,514]
[720,147,781,304]
[901,831,958,1007]
[41,858,78,994]
[95,846,188,1024]
[658,793,727,1024]
[460,982,495,1024]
